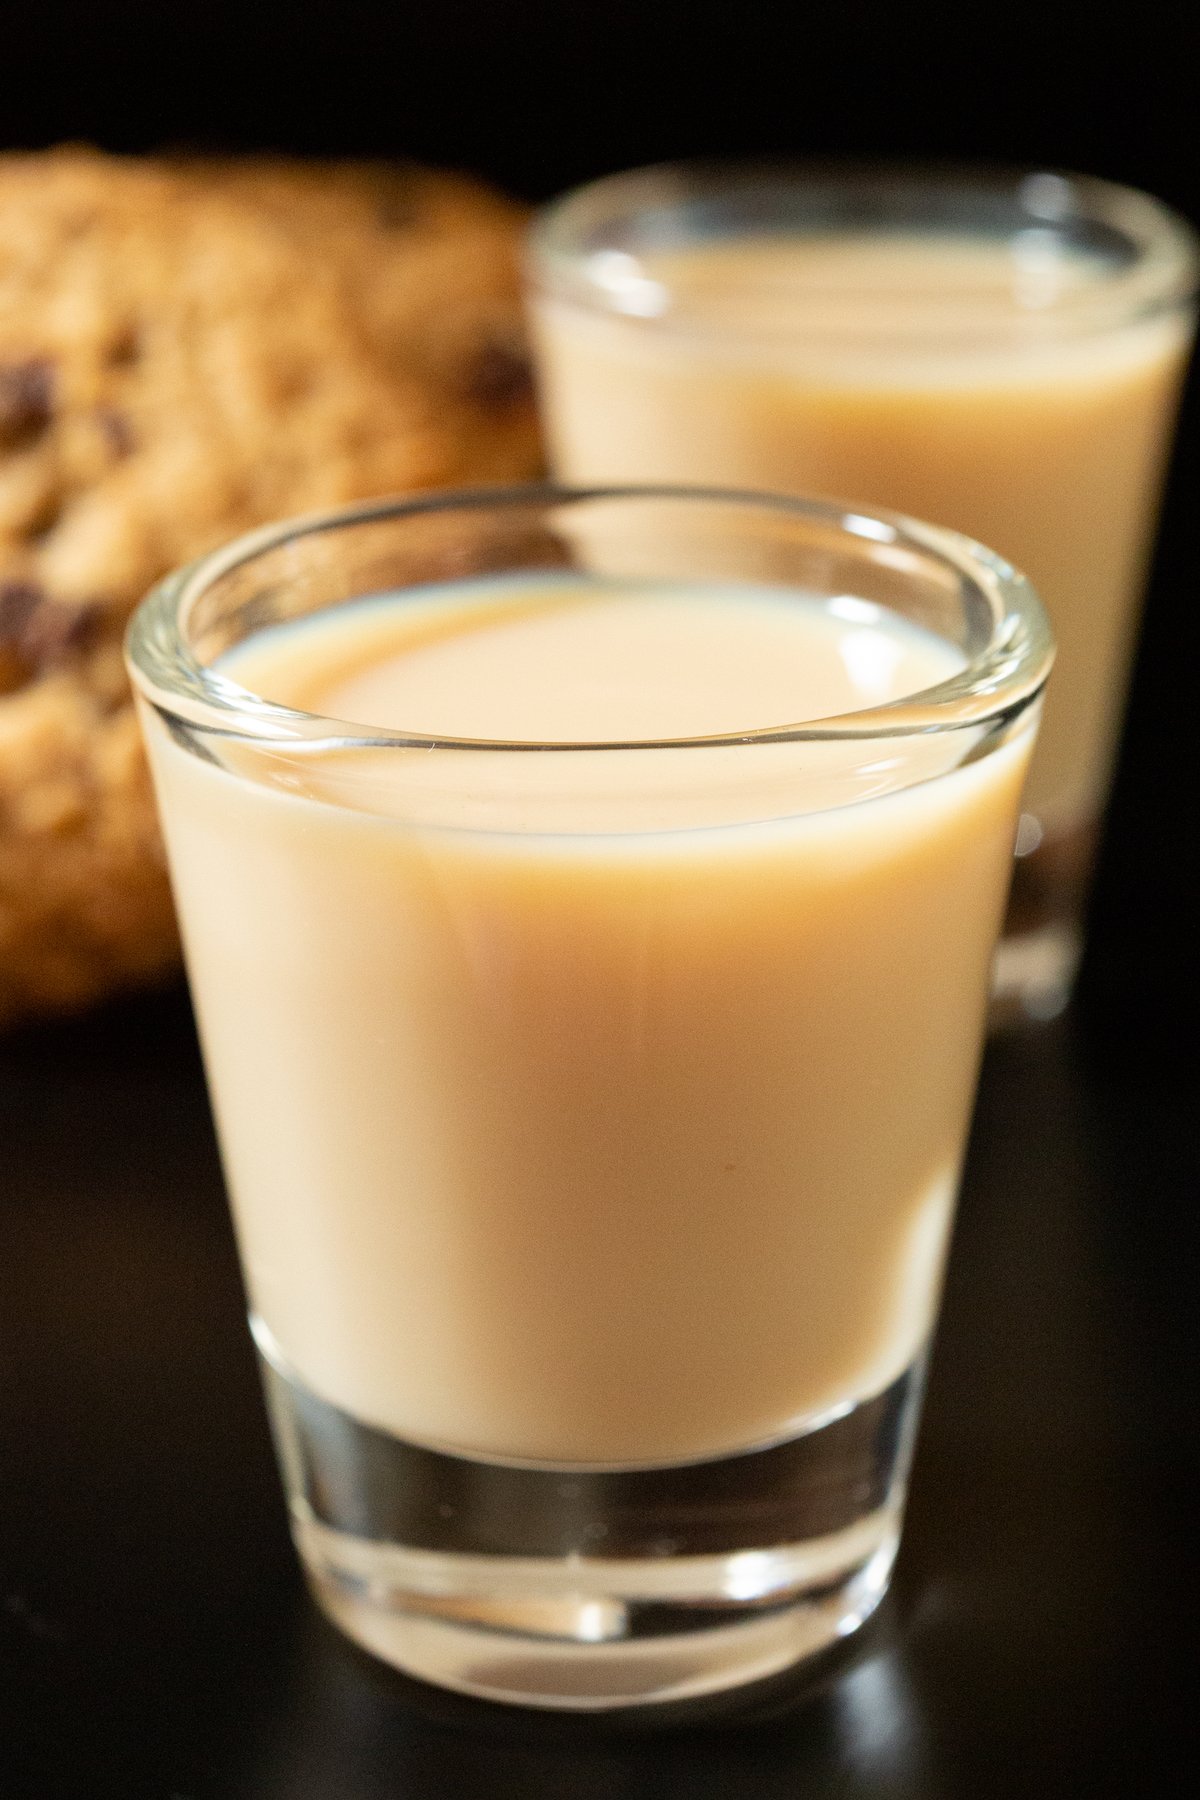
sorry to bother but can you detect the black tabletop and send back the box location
[2,978,1196,1800]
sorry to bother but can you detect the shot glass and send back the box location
[526,163,1197,1023]
[127,485,1050,1709]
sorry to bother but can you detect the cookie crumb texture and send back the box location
[0,147,542,1026]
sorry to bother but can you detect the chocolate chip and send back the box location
[0,360,55,448]
[0,581,104,672]
[105,325,141,369]
[20,598,106,668]
[463,334,535,412]
[0,580,43,645]
[0,581,45,690]
[97,408,136,458]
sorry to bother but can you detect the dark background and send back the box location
[12,0,1196,1052]
[5,1,1198,210]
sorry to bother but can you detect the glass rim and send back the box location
[526,156,1200,342]
[126,482,1053,753]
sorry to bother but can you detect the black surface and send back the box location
[2,990,1197,1798]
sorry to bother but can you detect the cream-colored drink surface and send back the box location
[146,578,1032,1465]
[532,234,1190,826]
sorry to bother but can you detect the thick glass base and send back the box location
[258,1329,924,1710]
[990,815,1095,1028]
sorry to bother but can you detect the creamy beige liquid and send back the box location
[143,577,1033,1465]
[532,236,1191,825]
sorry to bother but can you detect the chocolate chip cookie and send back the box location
[0,147,542,1026]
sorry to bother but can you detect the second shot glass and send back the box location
[527,162,1197,1021]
